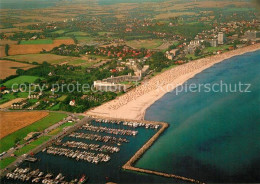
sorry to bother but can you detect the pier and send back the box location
[90,115,206,184]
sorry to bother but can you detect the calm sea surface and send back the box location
[136,50,260,182]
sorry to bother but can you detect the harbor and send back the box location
[2,116,175,184]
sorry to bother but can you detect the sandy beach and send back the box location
[86,43,260,120]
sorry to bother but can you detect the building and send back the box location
[218,32,226,45]
[245,30,260,41]
[102,73,141,83]
[209,39,218,47]
[94,81,127,92]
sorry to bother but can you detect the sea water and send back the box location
[136,50,260,182]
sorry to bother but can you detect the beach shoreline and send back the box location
[85,43,260,120]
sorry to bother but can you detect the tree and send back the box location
[5,44,9,56]
[194,48,201,56]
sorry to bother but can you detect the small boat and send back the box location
[78,175,88,184]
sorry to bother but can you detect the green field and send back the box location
[3,75,42,88]
[14,136,51,156]
[0,112,67,153]
[5,53,76,64]
[55,36,72,40]
[57,95,67,101]
[66,31,88,36]
[126,39,163,49]
[204,45,232,53]
[48,122,75,136]
[0,92,28,104]
[20,39,53,45]
[0,157,16,169]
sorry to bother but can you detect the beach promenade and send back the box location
[86,44,260,120]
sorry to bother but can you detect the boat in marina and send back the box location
[78,175,88,184]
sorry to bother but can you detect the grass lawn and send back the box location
[0,157,16,169]
[55,37,72,40]
[126,39,163,49]
[68,59,87,65]
[204,45,232,53]
[3,75,42,88]
[20,39,53,45]
[0,112,67,153]
[57,95,67,102]
[66,31,88,36]
[186,54,200,60]
[48,122,75,136]
[14,136,50,156]
[0,92,28,104]
[98,32,114,36]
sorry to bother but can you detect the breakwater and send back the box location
[88,115,203,183]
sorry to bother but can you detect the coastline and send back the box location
[86,44,260,120]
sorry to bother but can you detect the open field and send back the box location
[3,75,41,88]
[0,157,16,170]
[48,122,75,136]
[0,98,26,109]
[14,136,51,156]
[204,45,232,53]
[0,111,49,139]
[20,39,53,45]
[0,93,28,105]
[65,31,88,36]
[126,39,163,49]
[0,112,67,153]
[0,60,36,79]
[7,39,74,56]
[5,53,77,64]
[0,40,18,46]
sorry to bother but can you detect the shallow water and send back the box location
[136,50,260,182]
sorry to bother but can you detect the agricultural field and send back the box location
[0,40,18,46]
[20,39,53,45]
[65,31,88,36]
[5,53,77,64]
[0,98,26,109]
[0,60,36,79]
[7,39,74,56]
[3,75,42,88]
[125,39,163,49]
[0,112,67,153]
[0,111,49,139]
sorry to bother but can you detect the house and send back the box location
[28,92,42,99]
[69,100,76,106]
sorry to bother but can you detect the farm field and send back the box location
[0,93,28,105]
[0,98,26,109]
[125,39,163,49]
[0,60,36,79]
[7,39,74,56]
[0,112,67,153]
[5,53,77,64]
[3,75,42,88]
[0,40,18,46]
[20,39,53,45]
[0,111,49,139]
